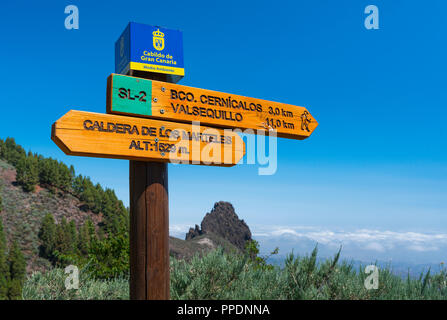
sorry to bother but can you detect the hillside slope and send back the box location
[0,158,246,273]
[170,233,240,260]
[0,159,103,273]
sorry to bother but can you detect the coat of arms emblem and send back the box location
[153,29,165,51]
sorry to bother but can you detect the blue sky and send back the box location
[1,1,446,263]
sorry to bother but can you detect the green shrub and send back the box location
[21,247,447,300]
[22,267,129,300]
[170,247,447,300]
[82,233,129,279]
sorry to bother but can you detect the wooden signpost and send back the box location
[107,73,318,140]
[51,22,318,301]
[51,110,245,166]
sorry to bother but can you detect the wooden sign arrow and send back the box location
[51,110,245,166]
[106,74,318,140]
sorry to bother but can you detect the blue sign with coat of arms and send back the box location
[115,22,184,83]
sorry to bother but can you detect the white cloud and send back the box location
[169,223,195,238]
[271,228,300,237]
[252,225,447,254]
[170,223,447,262]
[407,244,439,252]
[364,242,385,252]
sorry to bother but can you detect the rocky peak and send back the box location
[185,201,252,252]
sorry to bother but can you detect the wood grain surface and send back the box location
[52,110,245,166]
[107,73,318,140]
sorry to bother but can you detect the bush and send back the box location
[170,247,447,300]
[83,233,129,280]
[22,267,129,300]
[21,247,447,300]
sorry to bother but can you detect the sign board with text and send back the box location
[107,74,318,140]
[115,22,184,83]
[51,21,320,301]
[52,110,245,166]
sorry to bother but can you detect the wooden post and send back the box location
[129,71,171,300]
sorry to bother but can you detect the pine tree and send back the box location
[69,165,75,179]
[0,219,9,300]
[81,185,96,212]
[76,218,98,257]
[54,218,71,259]
[57,162,72,191]
[85,218,97,242]
[0,139,4,159]
[101,188,129,236]
[38,157,51,186]
[4,138,26,167]
[38,213,56,261]
[67,220,78,255]
[94,183,105,213]
[78,223,89,256]
[48,159,60,192]
[72,175,84,195]
[16,155,39,192]
[7,241,26,300]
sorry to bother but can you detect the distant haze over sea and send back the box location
[170,224,447,278]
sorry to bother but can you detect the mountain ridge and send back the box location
[185,201,252,252]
